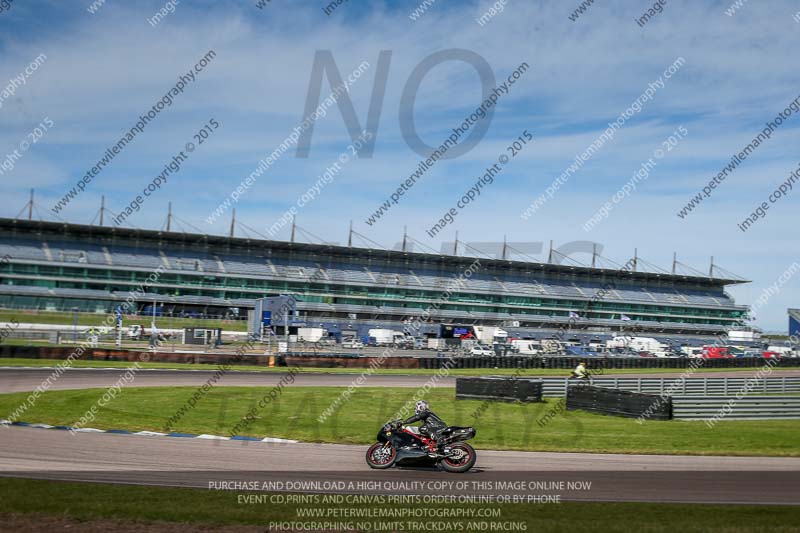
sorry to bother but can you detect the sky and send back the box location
[0,0,798,331]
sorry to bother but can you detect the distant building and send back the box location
[789,309,800,337]
[0,217,752,345]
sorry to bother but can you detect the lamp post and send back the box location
[72,307,78,343]
[115,305,122,347]
[149,298,157,350]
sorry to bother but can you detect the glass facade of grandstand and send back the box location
[0,219,748,335]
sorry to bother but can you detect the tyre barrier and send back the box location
[455,377,543,403]
[566,384,673,420]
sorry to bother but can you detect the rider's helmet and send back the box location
[414,400,429,414]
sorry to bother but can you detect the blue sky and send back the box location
[0,0,798,331]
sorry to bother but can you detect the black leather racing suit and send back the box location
[403,409,447,441]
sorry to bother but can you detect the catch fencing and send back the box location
[537,376,800,397]
[672,396,800,420]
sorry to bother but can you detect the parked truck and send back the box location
[368,328,407,346]
[607,336,670,357]
[699,346,732,359]
[427,338,446,350]
[473,326,508,344]
[297,327,326,343]
[510,339,540,355]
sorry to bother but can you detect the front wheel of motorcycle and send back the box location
[366,442,396,469]
[439,443,476,473]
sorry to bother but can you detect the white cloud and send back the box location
[0,0,798,329]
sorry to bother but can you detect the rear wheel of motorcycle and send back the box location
[366,442,396,469]
[440,443,476,473]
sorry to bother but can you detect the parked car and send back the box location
[470,346,494,356]
[315,338,336,346]
[342,339,364,349]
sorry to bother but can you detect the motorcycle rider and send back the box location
[403,400,447,442]
[571,361,587,379]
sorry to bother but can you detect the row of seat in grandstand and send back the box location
[0,283,730,332]
[0,240,733,308]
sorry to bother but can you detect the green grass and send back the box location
[0,308,247,331]
[2,356,795,376]
[0,478,798,532]
[1,386,798,456]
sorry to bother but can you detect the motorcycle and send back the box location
[365,420,476,473]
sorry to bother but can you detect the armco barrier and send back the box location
[672,396,800,420]
[455,377,542,402]
[0,345,277,366]
[566,385,672,420]
[282,355,418,369]
[538,376,800,397]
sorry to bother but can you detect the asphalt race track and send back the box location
[1,367,799,505]
[1,425,799,505]
[2,367,800,393]
[0,367,439,393]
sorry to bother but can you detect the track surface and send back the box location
[0,368,443,392]
[1,426,798,504]
[2,367,799,505]
[2,367,799,393]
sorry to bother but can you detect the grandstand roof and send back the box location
[0,217,748,287]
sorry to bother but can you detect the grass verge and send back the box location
[0,478,798,532]
[1,357,795,376]
[1,386,798,456]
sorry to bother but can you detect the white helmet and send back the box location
[415,400,429,414]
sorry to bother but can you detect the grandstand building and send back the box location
[0,218,750,343]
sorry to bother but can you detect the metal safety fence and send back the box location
[672,396,800,420]
[537,376,800,398]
